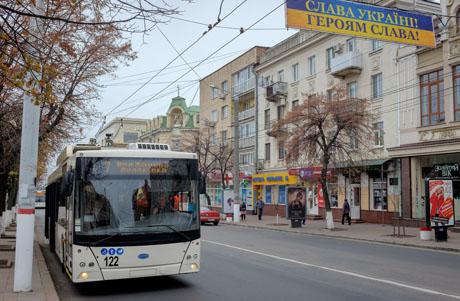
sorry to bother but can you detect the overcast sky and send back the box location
[84,0,297,141]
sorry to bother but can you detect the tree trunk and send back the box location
[7,176,18,210]
[321,157,334,230]
[0,173,8,214]
[205,192,211,206]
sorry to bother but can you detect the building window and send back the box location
[454,66,460,121]
[350,130,359,150]
[278,186,286,204]
[307,55,316,76]
[221,130,227,145]
[211,86,218,99]
[327,89,334,101]
[326,47,335,70]
[210,133,217,145]
[277,105,285,120]
[265,143,271,161]
[420,70,444,126]
[277,69,284,82]
[123,132,138,143]
[221,105,229,119]
[292,63,299,82]
[221,80,228,95]
[278,141,285,160]
[373,122,384,147]
[265,186,272,204]
[371,40,384,51]
[239,122,255,138]
[292,99,299,108]
[347,38,356,52]
[264,109,270,130]
[211,110,218,122]
[372,73,383,99]
[371,177,387,210]
[239,152,255,165]
[457,10,460,34]
[347,81,357,98]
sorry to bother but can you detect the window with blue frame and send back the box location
[278,186,286,204]
[265,186,272,204]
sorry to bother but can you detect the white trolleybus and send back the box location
[44,143,203,283]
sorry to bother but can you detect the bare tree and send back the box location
[271,87,373,229]
[184,128,217,206]
[210,139,233,191]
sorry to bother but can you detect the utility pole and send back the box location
[14,0,44,292]
[232,93,241,222]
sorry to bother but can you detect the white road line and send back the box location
[203,239,460,300]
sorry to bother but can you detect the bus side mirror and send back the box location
[198,173,206,195]
[63,170,74,197]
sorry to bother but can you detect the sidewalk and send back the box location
[0,218,59,301]
[222,214,460,252]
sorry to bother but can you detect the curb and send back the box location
[35,241,60,301]
[221,222,460,253]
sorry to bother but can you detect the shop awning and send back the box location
[333,159,389,169]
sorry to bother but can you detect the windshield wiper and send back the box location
[144,224,192,241]
[90,231,134,246]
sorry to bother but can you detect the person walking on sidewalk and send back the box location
[240,202,247,221]
[342,199,351,225]
[256,199,264,220]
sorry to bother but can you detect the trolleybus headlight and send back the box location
[79,272,89,280]
[190,263,199,271]
[79,262,86,268]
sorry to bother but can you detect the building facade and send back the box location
[139,96,200,151]
[199,46,268,207]
[96,117,149,146]
[388,0,460,225]
[252,0,440,223]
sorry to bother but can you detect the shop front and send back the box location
[252,171,298,217]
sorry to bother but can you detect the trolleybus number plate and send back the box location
[104,256,119,267]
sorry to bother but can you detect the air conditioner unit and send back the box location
[334,43,343,54]
[257,160,264,170]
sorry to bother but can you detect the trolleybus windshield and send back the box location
[74,157,199,245]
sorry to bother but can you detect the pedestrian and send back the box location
[240,201,247,221]
[342,198,351,225]
[256,198,264,220]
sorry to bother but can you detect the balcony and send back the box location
[239,136,256,149]
[266,82,288,102]
[232,77,256,97]
[330,51,363,77]
[238,107,255,121]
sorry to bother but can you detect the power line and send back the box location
[124,1,287,117]
[104,0,249,117]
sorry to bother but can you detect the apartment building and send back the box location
[388,0,460,225]
[199,46,267,206]
[252,0,440,223]
[138,96,200,151]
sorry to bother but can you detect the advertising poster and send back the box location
[223,190,235,214]
[286,0,435,48]
[287,187,306,220]
[317,183,325,208]
[429,180,455,227]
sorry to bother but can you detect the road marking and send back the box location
[203,239,460,300]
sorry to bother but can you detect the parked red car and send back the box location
[200,207,220,225]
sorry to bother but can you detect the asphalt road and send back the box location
[36,211,460,301]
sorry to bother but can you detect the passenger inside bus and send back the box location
[132,179,151,221]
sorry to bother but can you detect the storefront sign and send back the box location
[252,172,297,186]
[317,183,325,208]
[297,167,331,181]
[428,180,455,227]
[286,0,435,48]
[433,164,460,179]
[287,187,306,219]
